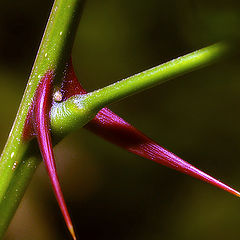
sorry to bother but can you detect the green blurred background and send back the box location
[1,0,240,239]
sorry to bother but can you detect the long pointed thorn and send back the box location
[69,225,77,240]
[51,175,77,240]
[61,60,240,198]
[86,108,240,198]
[34,71,77,239]
[150,144,240,197]
[185,164,240,197]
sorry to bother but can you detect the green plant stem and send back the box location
[0,155,40,236]
[0,2,232,236]
[91,42,229,108]
[0,0,84,237]
[51,42,230,136]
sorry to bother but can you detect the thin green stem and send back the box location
[89,42,230,108]
[0,0,84,237]
[51,42,230,136]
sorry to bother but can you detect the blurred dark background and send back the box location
[1,0,240,239]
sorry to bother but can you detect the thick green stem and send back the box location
[0,155,40,237]
[0,0,84,237]
[51,42,230,136]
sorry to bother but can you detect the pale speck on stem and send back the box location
[54,90,63,102]
[12,162,18,171]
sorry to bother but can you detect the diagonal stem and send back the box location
[89,42,230,109]
[51,42,230,136]
[0,0,84,237]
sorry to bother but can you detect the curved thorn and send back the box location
[34,71,77,240]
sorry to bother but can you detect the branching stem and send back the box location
[51,42,230,136]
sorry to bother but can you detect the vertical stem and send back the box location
[0,0,84,237]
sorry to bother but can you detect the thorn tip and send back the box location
[69,224,77,240]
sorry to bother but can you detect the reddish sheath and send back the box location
[33,71,76,240]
